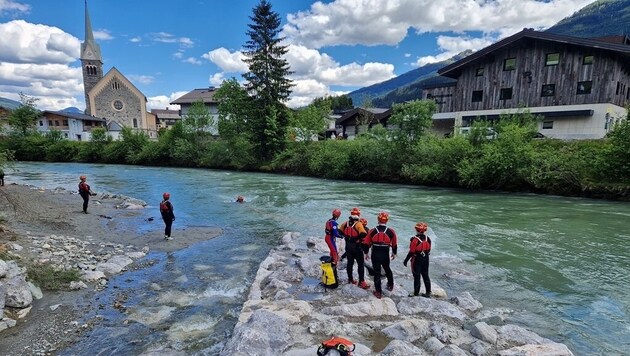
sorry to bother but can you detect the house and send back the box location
[170,87,219,134]
[38,111,106,141]
[151,108,182,130]
[336,108,392,139]
[423,28,630,139]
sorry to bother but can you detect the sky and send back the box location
[0,0,597,111]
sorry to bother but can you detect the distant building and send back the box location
[38,111,106,141]
[424,29,630,139]
[171,88,219,134]
[151,108,182,130]
[336,107,392,140]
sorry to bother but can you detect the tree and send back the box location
[329,95,353,111]
[215,78,252,141]
[8,93,40,136]
[242,0,293,160]
[290,98,331,141]
[183,100,213,138]
[388,99,436,145]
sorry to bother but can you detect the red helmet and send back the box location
[377,212,389,223]
[163,192,170,199]
[79,175,86,181]
[350,207,361,217]
[332,208,341,218]
[236,195,244,202]
[415,222,428,233]
[360,218,368,227]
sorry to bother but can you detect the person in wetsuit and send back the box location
[78,175,95,214]
[363,212,397,299]
[403,222,432,298]
[339,207,369,289]
[324,208,343,264]
[160,192,176,240]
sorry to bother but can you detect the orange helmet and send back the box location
[79,175,86,181]
[360,218,368,227]
[415,222,428,233]
[377,212,389,223]
[163,192,170,199]
[350,207,361,217]
[332,208,341,218]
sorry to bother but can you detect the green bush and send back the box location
[26,263,81,291]
[308,140,351,179]
[45,140,80,162]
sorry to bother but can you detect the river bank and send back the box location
[0,184,221,355]
[220,232,574,355]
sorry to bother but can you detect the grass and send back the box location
[26,263,81,291]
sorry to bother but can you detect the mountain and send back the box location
[0,97,21,110]
[61,107,82,113]
[546,0,630,38]
[347,50,471,107]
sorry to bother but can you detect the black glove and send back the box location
[403,261,407,267]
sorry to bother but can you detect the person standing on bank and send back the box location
[403,222,432,298]
[0,167,4,186]
[324,208,343,265]
[363,212,397,299]
[160,192,175,240]
[339,207,369,289]
[78,175,96,214]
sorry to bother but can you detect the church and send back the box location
[80,1,155,138]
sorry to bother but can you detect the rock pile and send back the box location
[220,232,574,355]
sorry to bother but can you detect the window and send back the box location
[112,81,120,90]
[64,133,68,138]
[471,90,483,102]
[54,120,59,126]
[542,121,554,129]
[426,93,433,99]
[500,87,513,100]
[541,84,555,97]
[48,120,53,126]
[63,120,68,126]
[86,121,92,126]
[113,100,124,111]
[583,55,593,65]
[475,67,484,76]
[545,53,560,66]
[503,58,516,71]
[577,81,592,95]
[133,118,138,128]
[39,120,43,126]
[616,81,621,95]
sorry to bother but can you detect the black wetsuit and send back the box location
[404,233,431,296]
[364,225,398,293]
[78,181,91,213]
[160,200,175,238]
[340,219,367,283]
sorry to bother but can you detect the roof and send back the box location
[108,121,123,131]
[439,28,630,78]
[336,107,392,126]
[150,109,181,119]
[171,88,218,105]
[42,110,106,122]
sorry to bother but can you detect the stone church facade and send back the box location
[80,2,155,138]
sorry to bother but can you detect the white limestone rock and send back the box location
[471,321,498,344]
[497,324,549,346]
[27,282,43,300]
[397,296,467,321]
[321,297,399,317]
[219,309,292,356]
[470,340,490,356]
[126,251,146,259]
[381,319,431,342]
[436,344,468,356]
[0,260,8,278]
[81,270,106,281]
[69,281,88,290]
[95,262,123,276]
[107,255,133,268]
[498,343,574,356]
[452,291,483,313]
[381,339,427,355]
[4,276,33,308]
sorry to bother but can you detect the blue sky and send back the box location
[0,0,596,111]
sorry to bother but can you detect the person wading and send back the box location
[403,222,432,298]
[339,207,369,289]
[78,175,96,214]
[160,192,175,240]
[363,212,397,299]
[324,208,343,265]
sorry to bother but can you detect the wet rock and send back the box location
[321,297,399,317]
[436,344,468,356]
[451,291,483,313]
[27,282,43,300]
[128,306,176,326]
[397,296,466,321]
[4,276,33,308]
[381,339,427,355]
[498,324,549,346]
[423,337,445,353]
[220,309,292,356]
[471,321,498,344]
[498,343,574,356]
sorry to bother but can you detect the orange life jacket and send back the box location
[317,336,355,356]
[411,234,431,254]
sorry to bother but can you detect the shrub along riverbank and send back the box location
[1,108,629,201]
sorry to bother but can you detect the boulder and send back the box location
[69,281,88,290]
[107,255,133,268]
[0,260,8,278]
[382,319,431,342]
[498,324,548,346]
[451,291,483,313]
[0,282,5,319]
[380,339,427,355]
[397,297,467,321]
[471,321,498,344]
[81,270,106,281]
[4,276,33,308]
[95,262,123,276]
[470,340,489,356]
[498,343,574,356]
[27,282,43,300]
[220,309,292,356]
[126,251,146,259]
[321,297,399,317]
[436,344,468,356]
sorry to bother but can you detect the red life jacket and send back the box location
[78,182,89,194]
[411,234,431,254]
[342,221,360,241]
[369,226,393,246]
[160,200,170,213]
[317,336,355,356]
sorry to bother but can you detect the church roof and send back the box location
[171,88,219,104]
[43,110,106,122]
[80,0,102,61]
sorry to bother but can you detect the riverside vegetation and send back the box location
[1,99,629,200]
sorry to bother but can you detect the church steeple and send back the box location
[81,0,103,115]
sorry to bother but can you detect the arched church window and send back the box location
[112,81,120,90]
[133,119,138,128]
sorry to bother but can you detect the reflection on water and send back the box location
[9,162,630,355]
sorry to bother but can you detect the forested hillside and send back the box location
[546,0,630,38]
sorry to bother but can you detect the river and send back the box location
[6,162,629,355]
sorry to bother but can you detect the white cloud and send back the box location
[147,91,188,110]
[127,74,154,85]
[404,53,411,58]
[172,50,184,59]
[94,29,113,41]
[130,36,141,43]
[209,73,226,87]
[0,0,30,15]
[282,0,595,48]
[0,20,80,64]
[415,35,495,66]
[202,48,248,72]
[152,32,194,47]
[183,57,202,65]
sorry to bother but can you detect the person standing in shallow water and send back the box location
[160,192,175,240]
[78,175,95,214]
[404,222,432,298]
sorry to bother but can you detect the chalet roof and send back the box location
[42,110,106,122]
[439,28,630,78]
[150,109,181,119]
[171,88,218,105]
[336,107,392,126]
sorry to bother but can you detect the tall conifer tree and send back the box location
[242,0,293,160]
